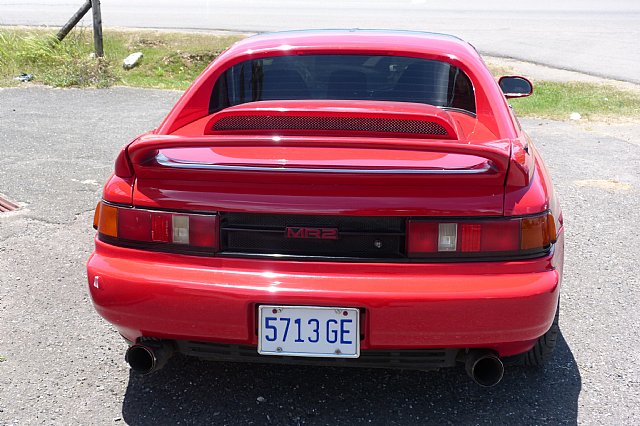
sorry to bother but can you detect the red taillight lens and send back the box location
[407,213,555,258]
[151,213,172,242]
[118,209,152,241]
[406,221,438,254]
[96,202,219,253]
[460,223,481,252]
[189,215,219,248]
[479,219,520,252]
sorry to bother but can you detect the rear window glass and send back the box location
[209,55,475,114]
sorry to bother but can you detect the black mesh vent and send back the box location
[176,341,459,370]
[220,213,406,259]
[212,115,448,136]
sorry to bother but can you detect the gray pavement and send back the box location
[0,86,639,424]
[1,1,640,83]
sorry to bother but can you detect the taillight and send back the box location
[407,212,556,258]
[94,201,219,253]
[97,203,118,238]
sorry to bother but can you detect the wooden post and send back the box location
[56,0,92,42]
[91,0,104,57]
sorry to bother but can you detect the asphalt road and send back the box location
[0,86,639,425]
[1,1,639,83]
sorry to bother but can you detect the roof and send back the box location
[247,29,465,42]
[223,29,479,61]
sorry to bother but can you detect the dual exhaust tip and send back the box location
[465,350,504,387]
[125,343,504,386]
[125,342,173,375]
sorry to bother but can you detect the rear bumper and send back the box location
[87,234,563,358]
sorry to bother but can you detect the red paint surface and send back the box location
[88,232,563,357]
[90,30,564,359]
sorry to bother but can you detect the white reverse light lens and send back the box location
[172,215,190,244]
[438,223,457,252]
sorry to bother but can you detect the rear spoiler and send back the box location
[123,134,513,177]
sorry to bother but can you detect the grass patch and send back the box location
[0,28,243,89]
[0,355,6,362]
[0,29,115,87]
[509,81,640,120]
[1,28,640,119]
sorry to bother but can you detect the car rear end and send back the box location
[86,32,564,385]
[88,119,562,377]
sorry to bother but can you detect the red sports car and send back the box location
[87,30,563,387]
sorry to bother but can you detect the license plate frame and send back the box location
[258,305,360,358]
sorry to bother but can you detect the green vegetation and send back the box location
[1,28,639,119]
[509,81,640,120]
[0,355,6,362]
[0,28,243,89]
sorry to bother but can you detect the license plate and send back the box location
[258,305,360,358]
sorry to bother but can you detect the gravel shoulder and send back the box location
[0,86,638,425]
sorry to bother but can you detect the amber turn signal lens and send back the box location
[547,213,557,244]
[93,202,100,230]
[521,214,551,250]
[97,202,118,238]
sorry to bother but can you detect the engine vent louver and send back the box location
[212,115,449,137]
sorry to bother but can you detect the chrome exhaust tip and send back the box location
[465,350,504,387]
